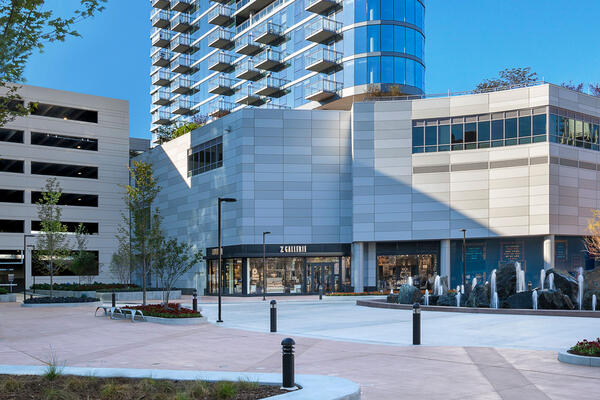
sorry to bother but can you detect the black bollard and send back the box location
[192,289,198,312]
[281,338,296,390]
[319,285,323,300]
[111,292,116,308]
[413,303,421,345]
[270,300,277,332]
[528,281,532,291]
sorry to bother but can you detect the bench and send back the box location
[95,305,119,317]
[94,306,145,322]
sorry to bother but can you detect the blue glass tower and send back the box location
[149,0,425,135]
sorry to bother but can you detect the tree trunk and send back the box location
[49,260,54,298]
[142,265,147,306]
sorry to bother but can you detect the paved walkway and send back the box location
[1,297,600,399]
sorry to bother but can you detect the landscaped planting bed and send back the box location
[31,283,139,292]
[23,296,99,304]
[569,338,600,357]
[328,291,389,296]
[0,288,8,295]
[124,303,202,318]
[0,374,284,400]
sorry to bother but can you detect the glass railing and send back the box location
[254,48,283,63]
[172,55,195,70]
[209,75,237,89]
[235,84,259,101]
[152,110,171,123]
[171,0,194,9]
[254,21,282,38]
[236,0,292,34]
[235,0,251,12]
[151,29,173,43]
[256,76,288,91]
[305,0,341,10]
[171,12,192,26]
[173,98,195,110]
[207,28,234,43]
[207,4,234,21]
[210,98,234,116]
[170,34,192,51]
[151,9,171,24]
[152,50,172,65]
[305,78,342,97]
[151,70,173,84]
[305,16,342,37]
[235,34,262,52]
[306,47,342,66]
[208,51,235,66]
[152,90,172,103]
[172,77,193,90]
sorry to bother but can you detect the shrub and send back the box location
[236,378,259,391]
[64,376,88,392]
[213,381,237,399]
[570,338,600,357]
[43,388,76,400]
[23,296,99,304]
[0,287,8,295]
[187,380,210,398]
[30,282,140,291]
[100,382,130,400]
[124,303,202,318]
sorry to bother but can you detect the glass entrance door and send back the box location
[307,262,335,293]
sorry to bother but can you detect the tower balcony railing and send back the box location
[254,48,286,71]
[171,12,194,33]
[235,59,263,81]
[305,78,342,102]
[171,54,196,73]
[254,21,285,45]
[152,89,173,106]
[151,70,173,86]
[172,97,196,114]
[208,51,235,72]
[207,28,234,50]
[305,47,342,73]
[152,49,172,67]
[171,77,194,94]
[305,16,342,44]
[207,5,234,26]
[305,0,342,15]
[208,75,237,96]
[209,98,235,118]
[255,76,288,98]
[170,34,195,53]
[171,0,194,13]
[235,84,265,106]
[151,10,172,28]
[152,0,170,10]
[235,34,263,56]
[234,0,276,19]
[151,29,173,48]
[152,110,172,124]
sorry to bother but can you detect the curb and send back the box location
[0,365,361,400]
[558,351,600,367]
[21,301,102,308]
[144,315,208,325]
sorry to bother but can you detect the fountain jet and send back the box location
[593,294,597,312]
[548,273,555,290]
[577,270,584,310]
[540,269,546,291]
[532,290,538,310]
[424,289,429,306]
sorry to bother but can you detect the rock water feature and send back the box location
[396,284,421,305]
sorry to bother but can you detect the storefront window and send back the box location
[207,258,242,295]
[249,257,304,294]
[377,254,438,290]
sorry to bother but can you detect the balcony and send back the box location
[305,78,342,102]
[235,59,262,81]
[152,111,172,125]
[170,34,195,53]
[151,70,172,86]
[209,76,236,96]
[235,34,262,56]
[234,0,277,19]
[151,10,171,28]
[255,76,288,98]
[208,51,235,72]
[172,98,195,115]
[305,47,342,73]
[235,85,264,106]
[209,99,234,118]
[152,0,170,10]
[305,16,342,44]
[151,29,173,48]
[172,55,196,73]
[171,0,194,12]
[208,28,234,50]
[171,77,194,94]
[254,49,285,71]
[305,0,342,15]
[208,5,234,26]
[152,50,172,67]
[171,12,193,33]
[254,21,284,45]
[152,90,172,105]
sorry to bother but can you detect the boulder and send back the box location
[424,294,439,306]
[466,285,490,308]
[436,292,466,307]
[397,284,421,304]
[583,290,600,310]
[386,294,399,304]
[546,268,579,304]
[537,289,574,310]
[496,263,517,301]
[502,291,533,309]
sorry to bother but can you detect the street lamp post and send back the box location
[460,229,467,290]
[23,234,36,299]
[262,231,271,301]
[217,197,237,323]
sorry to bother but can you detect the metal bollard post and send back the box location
[281,338,296,390]
[111,292,116,308]
[412,303,421,345]
[319,285,323,300]
[192,289,198,312]
[528,281,532,291]
[270,300,277,332]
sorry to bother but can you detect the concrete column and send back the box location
[351,242,364,292]
[543,235,555,270]
[366,242,377,288]
[440,239,451,278]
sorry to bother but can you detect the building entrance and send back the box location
[307,262,335,293]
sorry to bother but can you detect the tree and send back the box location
[561,81,585,92]
[154,115,208,144]
[123,160,161,305]
[153,237,203,306]
[590,83,600,97]
[109,235,132,285]
[585,210,600,258]
[474,67,538,93]
[0,0,106,126]
[70,223,97,285]
[35,178,70,298]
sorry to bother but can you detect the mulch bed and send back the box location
[124,303,202,318]
[0,374,286,400]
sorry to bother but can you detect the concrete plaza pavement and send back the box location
[1,296,600,399]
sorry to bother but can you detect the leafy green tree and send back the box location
[155,115,208,144]
[474,67,538,93]
[35,178,70,298]
[70,223,97,285]
[153,237,203,306]
[0,0,106,125]
[109,234,132,285]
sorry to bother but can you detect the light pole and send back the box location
[217,197,237,323]
[460,229,467,290]
[262,231,271,301]
[23,234,36,299]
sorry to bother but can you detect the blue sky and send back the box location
[24,0,600,139]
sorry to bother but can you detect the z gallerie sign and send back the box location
[280,245,307,254]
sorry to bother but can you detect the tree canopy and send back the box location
[155,115,209,144]
[474,67,539,93]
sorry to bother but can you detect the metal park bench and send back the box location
[94,306,145,322]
